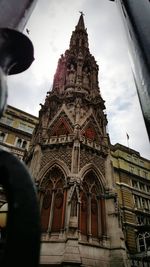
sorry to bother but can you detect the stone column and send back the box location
[61,188,67,230]
[47,190,55,233]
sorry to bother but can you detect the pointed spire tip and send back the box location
[76,11,85,30]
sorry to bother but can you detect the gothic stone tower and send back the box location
[26,14,129,267]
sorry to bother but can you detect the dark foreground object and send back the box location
[0,150,41,267]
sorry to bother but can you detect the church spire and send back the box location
[51,14,100,97]
[26,14,128,267]
[69,13,89,50]
[76,12,85,30]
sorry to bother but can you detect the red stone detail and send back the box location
[55,193,63,209]
[43,191,52,209]
[84,127,96,140]
[51,192,64,232]
[91,198,98,237]
[41,191,52,232]
[61,189,67,229]
[51,117,73,136]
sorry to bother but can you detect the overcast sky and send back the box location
[7,0,150,159]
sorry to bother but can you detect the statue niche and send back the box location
[82,65,90,88]
[66,62,76,85]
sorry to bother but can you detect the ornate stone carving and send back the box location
[40,147,72,171]
[80,149,105,176]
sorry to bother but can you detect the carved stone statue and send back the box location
[66,63,76,84]
[83,66,90,87]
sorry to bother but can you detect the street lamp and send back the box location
[0,203,8,239]
[0,203,8,227]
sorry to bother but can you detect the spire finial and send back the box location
[79,11,85,16]
[76,11,85,30]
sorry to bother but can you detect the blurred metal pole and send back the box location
[0,0,37,31]
[0,0,37,117]
[0,2,41,266]
[0,151,41,267]
[110,0,150,141]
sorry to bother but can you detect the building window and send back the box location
[19,122,27,131]
[80,171,106,239]
[129,166,134,173]
[27,126,34,134]
[145,199,149,210]
[0,132,5,142]
[139,183,145,191]
[22,140,27,149]
[143,171,148,178]
[127,155,131,161]
[5,116,13,126]
[141,198,145,208]
[40,166,66,233]
[134,195,138,208]
[134,195,141,209]
[133,156,138,164]
[137,232,150,252]
[132,180,138,188]
[146,217,150,225]
[18,122,34,134]
[147,186,150,193]
[140,161,144,167]
[16,138,22,148]
[138,216,150,225]
[16,138,28,149]
[137,216,144,225]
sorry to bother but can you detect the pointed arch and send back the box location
[79,163,107,191]
[39,161,69,234]
[81,114,103,142]
[50,116,73,136]
[41,187,52,232]
[37,158,70,183]
[79,164,107,239]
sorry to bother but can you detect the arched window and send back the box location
[80,171,105,239]
[0,132,5,142]
[16,138,22,148]
[51,179,64,232]
[137,232,150,252]
[40,166,66,234]
[41,185,52,232]
[91,185,98,237]
[22,140,27,149]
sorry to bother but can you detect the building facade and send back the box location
[0,105,38,161]
[111,143,150,265]
[25,14,129,266]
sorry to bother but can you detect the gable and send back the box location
[49,113,73,136]
[81,116,103,142]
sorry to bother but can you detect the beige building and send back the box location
[111,143,150,265]
[0,105,38,160]
[0,105,38,209]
